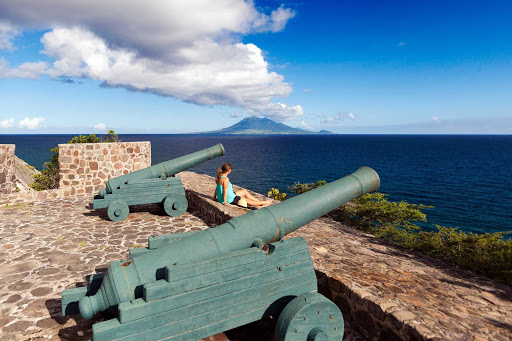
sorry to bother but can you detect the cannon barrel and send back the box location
[104,143,225,194]
[79,166,380,319]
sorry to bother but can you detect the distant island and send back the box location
[197,116,332,135]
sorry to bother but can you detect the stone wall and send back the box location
[58,142,151,195]
[0,142,151,204]
[0,144,16,194]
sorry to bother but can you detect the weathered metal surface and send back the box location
[104,144,225,193]
[274,292,344,340]
[93,144,225,221]
[62,166,380,340]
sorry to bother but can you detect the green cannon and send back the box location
[93,144,225,221]
[63,166,380,340]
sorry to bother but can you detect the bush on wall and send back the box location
[30,131,119,191]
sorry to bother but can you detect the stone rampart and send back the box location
[0,144,16,194]
[0,142,151,204]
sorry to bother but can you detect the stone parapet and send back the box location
[0,141,151,204]
[58,141,151,195]
[179,171,512,341]
[0,144,16,194]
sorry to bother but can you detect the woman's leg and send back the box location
[235,189,271,206]
[235,189,259,201]
[245,198,270,206]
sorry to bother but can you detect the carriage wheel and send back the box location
[163,194,188,217]
[274,292,344,341]
[107,200,129,221]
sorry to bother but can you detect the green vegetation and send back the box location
[30,131,120,191]
[267,188,287,201]
[268,181,512,286]
[30,146,60,190]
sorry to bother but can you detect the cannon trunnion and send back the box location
[63,166,380,340]
[93,144,225,221]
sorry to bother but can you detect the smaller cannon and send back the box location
[64,166,380,340]
[93,144,225,221]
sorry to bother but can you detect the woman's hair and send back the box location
[216,163,232,183]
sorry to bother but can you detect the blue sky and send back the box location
[0,0,511,134]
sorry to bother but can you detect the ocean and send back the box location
[1,134,511,236]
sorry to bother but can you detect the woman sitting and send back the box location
[214,163,271,207]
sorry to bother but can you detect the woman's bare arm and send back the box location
[222,179,229,205]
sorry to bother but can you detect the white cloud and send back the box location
[0,58,47,79]
[321,112,357,125]
[230,112,242,118]
[304,89,312,93]
[0,1,301,121]
[397,41,405,47]
[298,120,312,131]
[94,123,106,130]
[0,21,17,50]
[0,118,15,128]
[18,117,45,129]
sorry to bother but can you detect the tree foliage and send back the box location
[30,132,119,191]
[29,146,60,191]
[269,180,512,286]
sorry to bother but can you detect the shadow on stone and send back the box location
[484,316,512,332]
[45,298,70,325]
[82,206,109,220]
[224,317,276,341]
[335,224,512,303]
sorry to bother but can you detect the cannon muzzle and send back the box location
[78,166,379,319]
[104,143,225,194]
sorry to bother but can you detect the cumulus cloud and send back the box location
[0,0,301,121]
[1,117,46,129]
[321,112,357,125]
[432,116,441,123]
[0,58,47,79]
[0,21,17,50]
[0,118,15,128]
[298,120,312,131]
[94,123,106,130]
[18,117,46,129]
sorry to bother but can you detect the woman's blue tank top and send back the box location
[216,175,237,204]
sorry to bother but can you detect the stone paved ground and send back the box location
[0,196,216,341]
[0,195,363,341]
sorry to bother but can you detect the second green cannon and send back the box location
[93,144,225,221]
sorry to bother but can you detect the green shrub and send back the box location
[102,130,120,143]
[30,131,119,191]
[267,188,287,201]
[289,180,327,195]
[269,181,512,286]
[68,134,101,144]
[29,146,60,191]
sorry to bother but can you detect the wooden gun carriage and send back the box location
[93,144,225,221]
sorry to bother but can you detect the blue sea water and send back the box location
[1,134,511,236]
